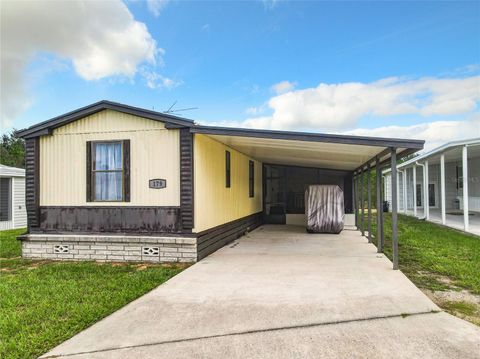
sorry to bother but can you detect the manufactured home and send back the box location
[16,101,424,265]
[383,138,480,236]
[0,165,27,230]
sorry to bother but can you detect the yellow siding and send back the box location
[193,134,262,232]
[40,109,180,206]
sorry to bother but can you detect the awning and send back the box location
[191,125,424,171]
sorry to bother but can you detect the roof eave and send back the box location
[16,100,195,138]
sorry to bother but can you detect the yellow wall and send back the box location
[40,109,180,206]
[193,134,262,232]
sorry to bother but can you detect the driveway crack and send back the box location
[41,310,442,358]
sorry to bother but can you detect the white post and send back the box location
[462,146,469,232]
[398,171,401,212]
[425,160,430,220]
[440,154,446,225]
[403,170,407,214]
[413,165,417,217]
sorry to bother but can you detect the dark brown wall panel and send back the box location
[180,128,194,230]
[36,206,183,234]
[197,212,263,260]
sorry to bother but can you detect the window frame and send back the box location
[249,160,254,198]
[225,150,231,188]
[87,140,130,203]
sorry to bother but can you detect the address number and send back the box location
[149,179,166,189]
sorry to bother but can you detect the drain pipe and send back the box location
[416,162,427,220]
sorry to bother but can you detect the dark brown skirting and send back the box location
[197,212,263,260]
[34,206,184,234]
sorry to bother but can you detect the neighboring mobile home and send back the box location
[16,101,424,263]
[383,138,480,236]
[0,165,27,230]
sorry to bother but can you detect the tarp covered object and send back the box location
[305,185,344,234]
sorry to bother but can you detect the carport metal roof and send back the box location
[191,125,424,171]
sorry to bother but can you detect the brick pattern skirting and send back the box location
[20,235,197,263]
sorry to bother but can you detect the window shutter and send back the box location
[86,141,92,202]
[123,140,131,202]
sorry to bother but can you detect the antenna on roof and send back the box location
[163,101,198,114]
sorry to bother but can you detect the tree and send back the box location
[0,130,25,168]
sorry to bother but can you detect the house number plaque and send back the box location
[149,179,167,189]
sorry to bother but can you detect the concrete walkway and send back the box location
[42,225,480,359]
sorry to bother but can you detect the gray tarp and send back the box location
[305,185,344,234]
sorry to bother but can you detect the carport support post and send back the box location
[413,165,417,217]
[353,174,358,228]
[360,168,365,236]
[425,160,430,220]
[462,145,469,232]
[391,148,399,270]
[367,163,372,243]
[440,154,446,225]
[376,158,384,253]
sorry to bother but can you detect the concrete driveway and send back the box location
[42,225,480,359]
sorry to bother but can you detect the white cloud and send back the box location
[344,114,480,152]
[262,0,280,10]
[1,0,160,128]
[271,80,296,94]
[237,75,480,132]
[245,105,267,116]
[140,68,182,89]
[146,0,170,17]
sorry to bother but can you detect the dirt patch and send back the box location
[423,288,480,326]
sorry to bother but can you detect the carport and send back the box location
[192,126,425,269]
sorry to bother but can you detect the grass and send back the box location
[364,213,480,325]
[0,228,26,258]
[0,229,186,359]
[442,301,478,317]
[366,213,480,294]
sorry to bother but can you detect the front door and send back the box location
[264,165,286,224]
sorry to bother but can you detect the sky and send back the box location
[1,0,479,151]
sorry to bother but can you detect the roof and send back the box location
[16,100,425,171]
[383,137,480,174]
[0,164,25,177]
[15,100,195,138]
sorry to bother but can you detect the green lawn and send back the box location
[368,213,480,295]
[0,229,186,359]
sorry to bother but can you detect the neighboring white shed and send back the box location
[0,165,27,230]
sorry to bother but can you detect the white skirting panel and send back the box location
[286,213,355,227]
[286,214,307,226]
[0,220,14,230]
[458,196,480,211]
